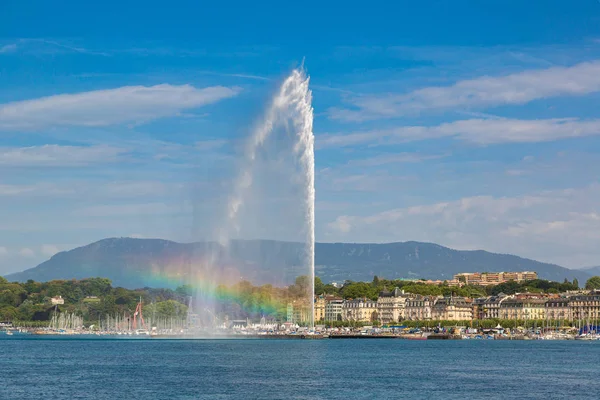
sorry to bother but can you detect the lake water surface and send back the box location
[1,336,597,399]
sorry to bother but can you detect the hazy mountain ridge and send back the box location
[4,238,591,288]
[579,266,600,276]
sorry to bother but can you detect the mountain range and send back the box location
[4,237,593,289]
[579,266,600,276]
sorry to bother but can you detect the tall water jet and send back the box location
[191,68,315,330]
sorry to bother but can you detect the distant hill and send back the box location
[579,266,600,277]
[4,238,591,289]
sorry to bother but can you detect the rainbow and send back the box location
[125,259,310,319]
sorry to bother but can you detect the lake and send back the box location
[1,336,597,399]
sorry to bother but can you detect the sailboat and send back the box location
[133,297,150,336]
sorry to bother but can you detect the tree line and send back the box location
[315,276,589,299]
[1,274,598,324]
[0,275,312,324]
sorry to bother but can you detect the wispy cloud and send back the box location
[0,184,37,196]
[318,118,600,147]
[0,84,241,130]
[3,39,110,56]
[0,180,180,199]
[40,244,60,257]
[329,61,600,121]
[347,152,447,167]
[0,44,17,54]
[33,39,111,56]
[318,169,415,192]
[194,139,229,151]
[196,70,272,81]
[0,145,127,166]
[73,202,177,217]
[18,248,36,258]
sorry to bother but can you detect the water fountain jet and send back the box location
[189,68,315,333]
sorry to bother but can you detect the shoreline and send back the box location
[2,332,597,341]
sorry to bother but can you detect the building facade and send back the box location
[568,291,600,322]
[342,298,378,323]
[473,294,509,320]
[545,298,571,321]
[431,296,473,321]
[405,295,437,321]
[454,271,538,286]
[314,296,326,322]
[499,295,547,320]
[376,288,409,324]
[324,298,344,322]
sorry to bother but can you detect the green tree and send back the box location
[585,276,600,290]
[314,277,325,295]
[17,299,37,321]
[144,300,188,318]
[372,276,380,287]
[0,306,17,321]
[322,284,339,295]
[340,281,377,299]
[573,278,579,288]
[175,285,194,298]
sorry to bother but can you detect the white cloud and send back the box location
[0,180,180,199]
[329,61,600,121]
[0,84,241,130]
[102,181,175,197]
[194,139,229,151]
[325,183,600,268]
[347,152,447,167]
[40,244,59,257]
[0,247,7,256]
[318,168,415,192]
[318,118,600,148]
[505,169,527,176]
[0,44,17,54]
[19,248,36,258]
[73,202,177,217]
[0,145,126,166]
[0,184,38,196]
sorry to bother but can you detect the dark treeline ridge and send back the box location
[315,276,581,299]
[0,276,312,325]
[0,276,192,325]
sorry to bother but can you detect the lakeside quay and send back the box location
[2,325,598,340]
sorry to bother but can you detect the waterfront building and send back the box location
[314,296,326,322]
[324,297,344,322]
[291,300,311,324]
[376,287,410,324]
[474,293,509,320]
[499,297,522,320]
[545,298,571,321]
[404,295,437,321]
[342,298,378,323]
[568,291,600,322]
[50,295,65,305]
[399,278,461,287]
[431,296,473,321]
[499,295,547,320]
[453,271,538,286]
[473,297,486,320]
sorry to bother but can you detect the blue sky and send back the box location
[2,0,600,273]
